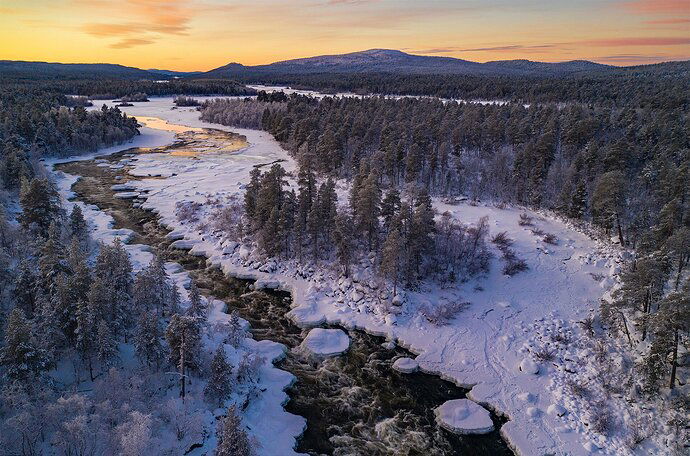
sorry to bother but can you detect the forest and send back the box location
[224,61,689,108]
[201,88,689,399]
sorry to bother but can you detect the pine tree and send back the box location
[18,177,61,235]
[204,345,233,407]
[0,308,51,381]
[186,281,206,320]
[355,171,381,250]
[334,212,355,277]
[96,319,118,370]
[244,167,261,229]
[591,170,626,245]
[94,238,133,336]
[39,222,67,296]
[75,298,97,380]
[380,189,401,232]
[67,237,92,305]
[134,312,165,370]
[215,405,252,456]
[166,315,202,372]
[380,228,403,295]
[69,205,88,246]
[14,260,38,317]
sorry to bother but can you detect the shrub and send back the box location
[518,213,533,226]
[543,233,558,245]
[503,256,529,275]
[530,227,545,236]
[175,201,203,224]
[421,301,470,325]
[491,231,513,250]
[533,347,555,362]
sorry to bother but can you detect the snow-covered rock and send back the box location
[300,328,350,357]
[392,357,419,373]
[547,404,567,417]
[113,191,139,199]
[434,399,494,435]
[170,239,198,250]
[519,358,540,375]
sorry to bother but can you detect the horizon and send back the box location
[2,0,689,71]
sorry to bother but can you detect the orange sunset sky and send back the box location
[1,0,689,71]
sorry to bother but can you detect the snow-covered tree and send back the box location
[96,319,118,370]
[186,280,206,320]
[134,313,165,370]
[204,345,233,407]
[215,405,252,456]
[0,308,51,382]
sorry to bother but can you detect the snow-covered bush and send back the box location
[421,300,470,326]
[175,201,203,224]
[518,213,534,226]
[543,233,558,245]
[210,200,244,240]
[503,255,529,276]
[491,231,513,249]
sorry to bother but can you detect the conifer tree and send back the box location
[204,345,233,407]
[75,298,97,380]
[18,177,61,235]
[166,315,202,372]
[14,260,38,317]
[69,205,88,246]
[186,281,206,320]
[334,212,355,277]
[0,308,51,382]
[134,312,165,370]
[39,222,67,296]
[96,319,118,370]
[215,405,252,456]
[380,228,403,295]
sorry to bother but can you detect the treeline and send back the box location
[16,78,256,99]
[241,161,491,289]
[229,63,689,108]
[200,97,287,129]
[0,178,256,455]
[0,85,140,192]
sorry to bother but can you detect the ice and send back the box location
[434,399,494,435]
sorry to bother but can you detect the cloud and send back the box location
[595,53,687,64]
[109,38,155,49]
[580,37,690,46]
[621,0,690,14]
[410,44,558,55]
[644,18,690,24]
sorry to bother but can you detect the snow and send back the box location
[392,357,419,373]
[519,357,540,375]
[434,399,494,435]
[299,328,350,357]
[64,97,665,456]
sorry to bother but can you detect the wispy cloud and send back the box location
[596,53,687,64]
[581,37,690,46]
[621,0,690,14]
[109,38,155,49]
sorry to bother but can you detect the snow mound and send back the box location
[547,404,567,417]
[392,357,419,373]
[300,328,350,357]
[434,399,494,435]
[519,357,540,375]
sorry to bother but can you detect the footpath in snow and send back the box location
[78,97,639,455]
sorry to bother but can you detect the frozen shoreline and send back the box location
[72,97,661,455]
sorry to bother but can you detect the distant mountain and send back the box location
[205,49,614,78]
[0,61,160,80]
[147,68,203,78]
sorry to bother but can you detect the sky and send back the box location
[1,0,689,71]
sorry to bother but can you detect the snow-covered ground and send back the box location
[66,97,673,455]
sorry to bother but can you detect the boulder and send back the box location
[300,328,350,357]
[392,357,418,373]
